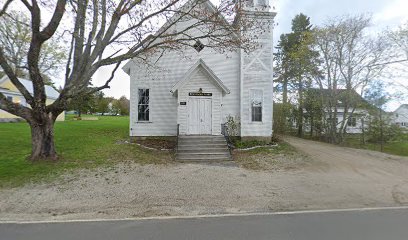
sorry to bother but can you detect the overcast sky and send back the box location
[94,0,408,110]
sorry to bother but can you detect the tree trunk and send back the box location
[310,116,314,138]
[380,109,384,152]
[361,118,365,146]
[29,117,57,161]
[297,106,303,137]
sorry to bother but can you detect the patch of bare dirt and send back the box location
[137,138,176,150]
[1,137,408,221]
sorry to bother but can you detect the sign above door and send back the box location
[189,92,212,96]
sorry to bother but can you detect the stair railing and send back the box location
[176,124,180,157]
[221,123,233,155]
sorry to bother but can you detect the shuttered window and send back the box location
[138,89,149,121]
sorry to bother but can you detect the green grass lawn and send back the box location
[342,136,408,157]
[0,115,172,188]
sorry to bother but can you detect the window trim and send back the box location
[6,96,13,102]
[347,117,357,127]
[193,40,205,52]
[137,88,150,122]
[250,89,263,123]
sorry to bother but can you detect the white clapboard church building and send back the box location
[123,0,276,160]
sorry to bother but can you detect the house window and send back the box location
[257,0,266,6]
[246,0,254,7]
[251,89,263,122]
[327,118,338,125]
[193,40,205,52]
[138,89,150,121]
[6,96,13,102]
[402,122,407,127]
[347,117,357,127]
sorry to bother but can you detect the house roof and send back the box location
[0,76,60,100]
[170,59,230,94]
[305,88,375,110]
[394,104,408,112]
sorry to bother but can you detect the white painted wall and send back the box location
[126,1,276,137]
[177,68,223,135]
[391,105,408,129]
[240,13,275,137]
[128,43,240,137]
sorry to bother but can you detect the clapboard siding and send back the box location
[240,13,274,137]
[126,1,275,137]
[129,44,240,137]
[178,69,223,135]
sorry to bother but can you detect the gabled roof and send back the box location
[170,59,230,94]
[304,88,380,112]
[394,104,408,112]
[0,76,60,100]
[122,0,236,74]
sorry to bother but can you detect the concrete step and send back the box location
[178,143,228,148]
[177,158,232,163]
[177,148,229,154]
[178,139,226,144]
[176,135,232,162]
[177,152,230,157]
[176,155,233,162]
[179,135,224,138]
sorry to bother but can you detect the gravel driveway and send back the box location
[1,137,408,221]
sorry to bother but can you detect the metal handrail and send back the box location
[221,123,233,155]
[176,124,180,157]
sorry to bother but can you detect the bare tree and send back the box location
[0,0,259,160]
[387,21,408,92]
[0,11,66,80]
[313,15,392,143]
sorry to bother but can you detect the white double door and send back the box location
[188,98,212,135]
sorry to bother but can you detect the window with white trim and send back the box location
[347,117,357,127]
[250,89,263,122]
[138,89,150,121]
[6,96,13,102]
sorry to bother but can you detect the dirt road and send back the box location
[284,136,408,205]
[1,137,408,221]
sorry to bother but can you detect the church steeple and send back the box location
[238,0,276,140]
[241,0,271,11]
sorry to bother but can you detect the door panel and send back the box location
[188,98,212,135]
[201,99,212,134]
[188,98,200,135]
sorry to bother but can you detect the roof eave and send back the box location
[171,59,230,95]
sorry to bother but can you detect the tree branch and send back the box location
[0,46,35,106]
[39,0,66,41]
[0,0,13,17]
[91,61,122,93]
[0,91,32,120]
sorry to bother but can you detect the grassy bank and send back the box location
[0,116,172,188]
[342,136,408,157]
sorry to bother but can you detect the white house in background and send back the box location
[300,89,376,134]
[123,0,276,140]
[392,104,408,129]
[0,76,65,122]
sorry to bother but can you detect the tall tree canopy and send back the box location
[273,13,320,135]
